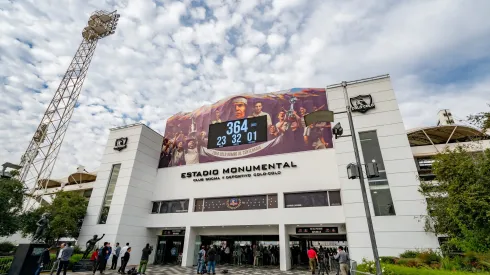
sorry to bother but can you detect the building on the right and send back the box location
[408,112,490,245]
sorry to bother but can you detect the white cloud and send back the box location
[0,0,489,183]
[267,33,286,49]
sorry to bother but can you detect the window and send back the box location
[98,164,121,224]
[285,191,330,208]
[267,194,278,209]
[359,131,396,216]
[151,200,189,214]
[194,194,277,212]
[370,188,396,216]
[328,191,342,206]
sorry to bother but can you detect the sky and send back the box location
[1,0,490,178]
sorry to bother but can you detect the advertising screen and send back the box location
[158,88,333,168]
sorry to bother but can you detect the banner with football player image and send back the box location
[158,88,333,168]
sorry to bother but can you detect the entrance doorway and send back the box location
[199,235,280,267]
[154,235,185,265]
[289,234,347,269]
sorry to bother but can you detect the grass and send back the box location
[385,264,490,275]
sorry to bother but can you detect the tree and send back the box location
[420,146,490,253]
[0,178,25,236]
[468,104,490,132]
[21,191,88,243]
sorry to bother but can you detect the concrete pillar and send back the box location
[279,224,291,271]
[182,226,197,267]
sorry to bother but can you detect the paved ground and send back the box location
[64,265,336,274]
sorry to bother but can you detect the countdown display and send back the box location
[158,88,333,168]
[207,116,268,149]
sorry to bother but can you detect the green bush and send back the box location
[385,264,490,274]
[0,256,14,274]
[397,258,425,268]
[400,250,420,258]
[0,242,15,253]
[380,256,398,264]
[73,245,83,254]
[417,249,442,265]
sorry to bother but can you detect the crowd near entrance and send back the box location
[154,230,185,265]
[289,234,348,270]
[199,235,280,267]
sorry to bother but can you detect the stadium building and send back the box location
[77,75,488,270]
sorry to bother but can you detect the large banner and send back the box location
[158,88,333,168]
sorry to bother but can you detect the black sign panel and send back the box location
[295,227,339,234]
[207,116,267,149]
[162,229,186,236]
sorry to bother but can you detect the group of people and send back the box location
[90,242,152,275]
[306,246,350,275]
[159,96,331,168]
[35,242,74,275]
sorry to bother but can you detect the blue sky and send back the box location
[1,0,489,177]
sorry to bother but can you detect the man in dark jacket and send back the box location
[138,244,153,274]
[97,242,110,274]
[35,247,51,275]
[207,245,217,275]
[118,247,131,274]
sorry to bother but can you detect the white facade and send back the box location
[79,76,439,270]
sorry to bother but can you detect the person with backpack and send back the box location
[207,245,217,275]
[139,243,153,275]
[35,247,51,275]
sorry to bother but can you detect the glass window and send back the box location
[370,188,396,216]
[328,191,342,206]
[204,195,267,212]
[151,202,160,214]
[284,191,329,208]
[194,199,204,212]
[267,194,278,209]
[359,131,396,216]
[152,200,189,214]
[98,164,121,224]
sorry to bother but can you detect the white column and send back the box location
[182,226,197,267]
[279,224,291,271]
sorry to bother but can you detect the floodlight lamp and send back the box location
[347,163,359,179]
[332,122,343,139]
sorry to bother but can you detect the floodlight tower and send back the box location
[18,10,120,210]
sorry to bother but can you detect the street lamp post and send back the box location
[341,81,383,275]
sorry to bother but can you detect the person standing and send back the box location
[307,246,318,275]
[118,247,131,274]
[111,243,121,270]
[207,245,217,275]
[334,246,349,275]
[118,243,129,273]
[35,247,51,275]
[57,243,74,275]
[197,245,206,274]
[97,242,110,274]
[139,244,153,275]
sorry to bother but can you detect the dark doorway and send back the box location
[289,234,348,269]
[154,235,185,265]
[199,235,280,267]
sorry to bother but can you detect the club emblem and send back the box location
[350,95,375,113]
[226,198,242,210]
[114,137,128,151]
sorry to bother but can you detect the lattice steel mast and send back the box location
[18,10,120,209]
